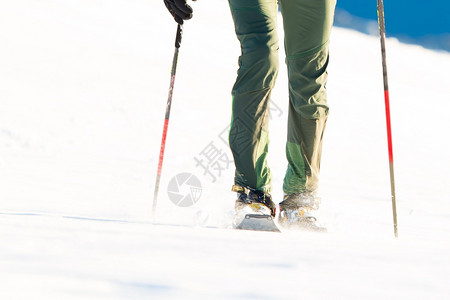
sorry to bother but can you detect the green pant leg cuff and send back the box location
[283,141,307,194]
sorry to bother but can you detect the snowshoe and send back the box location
[278,192,326,232]
[232,185,280,232]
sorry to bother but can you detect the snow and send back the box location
[1,0,450,299]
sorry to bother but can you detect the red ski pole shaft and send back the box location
[377,0,398,238]
[153,24,183,218]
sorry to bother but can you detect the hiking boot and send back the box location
[233,185,276,216]
[232,185,277,228]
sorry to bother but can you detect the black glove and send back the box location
[164,0,195,25]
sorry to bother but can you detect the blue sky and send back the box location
[335,0,449,50]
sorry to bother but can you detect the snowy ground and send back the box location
[1,0,450,299]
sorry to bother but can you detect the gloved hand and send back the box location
[164,0,195,25]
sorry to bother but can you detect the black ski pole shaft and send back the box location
[152,24,183,218]
[377,0,398,238]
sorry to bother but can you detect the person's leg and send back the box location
[228,0,279,193]
[279,0,336,195]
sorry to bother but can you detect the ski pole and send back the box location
[377,0,398,238]
[152,24,183,218]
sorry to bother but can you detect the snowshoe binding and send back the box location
[278,192,326,232]
[232,185,280,232]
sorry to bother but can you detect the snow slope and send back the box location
[1,0,450,299]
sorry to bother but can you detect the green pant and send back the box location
[228,0,336,194]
